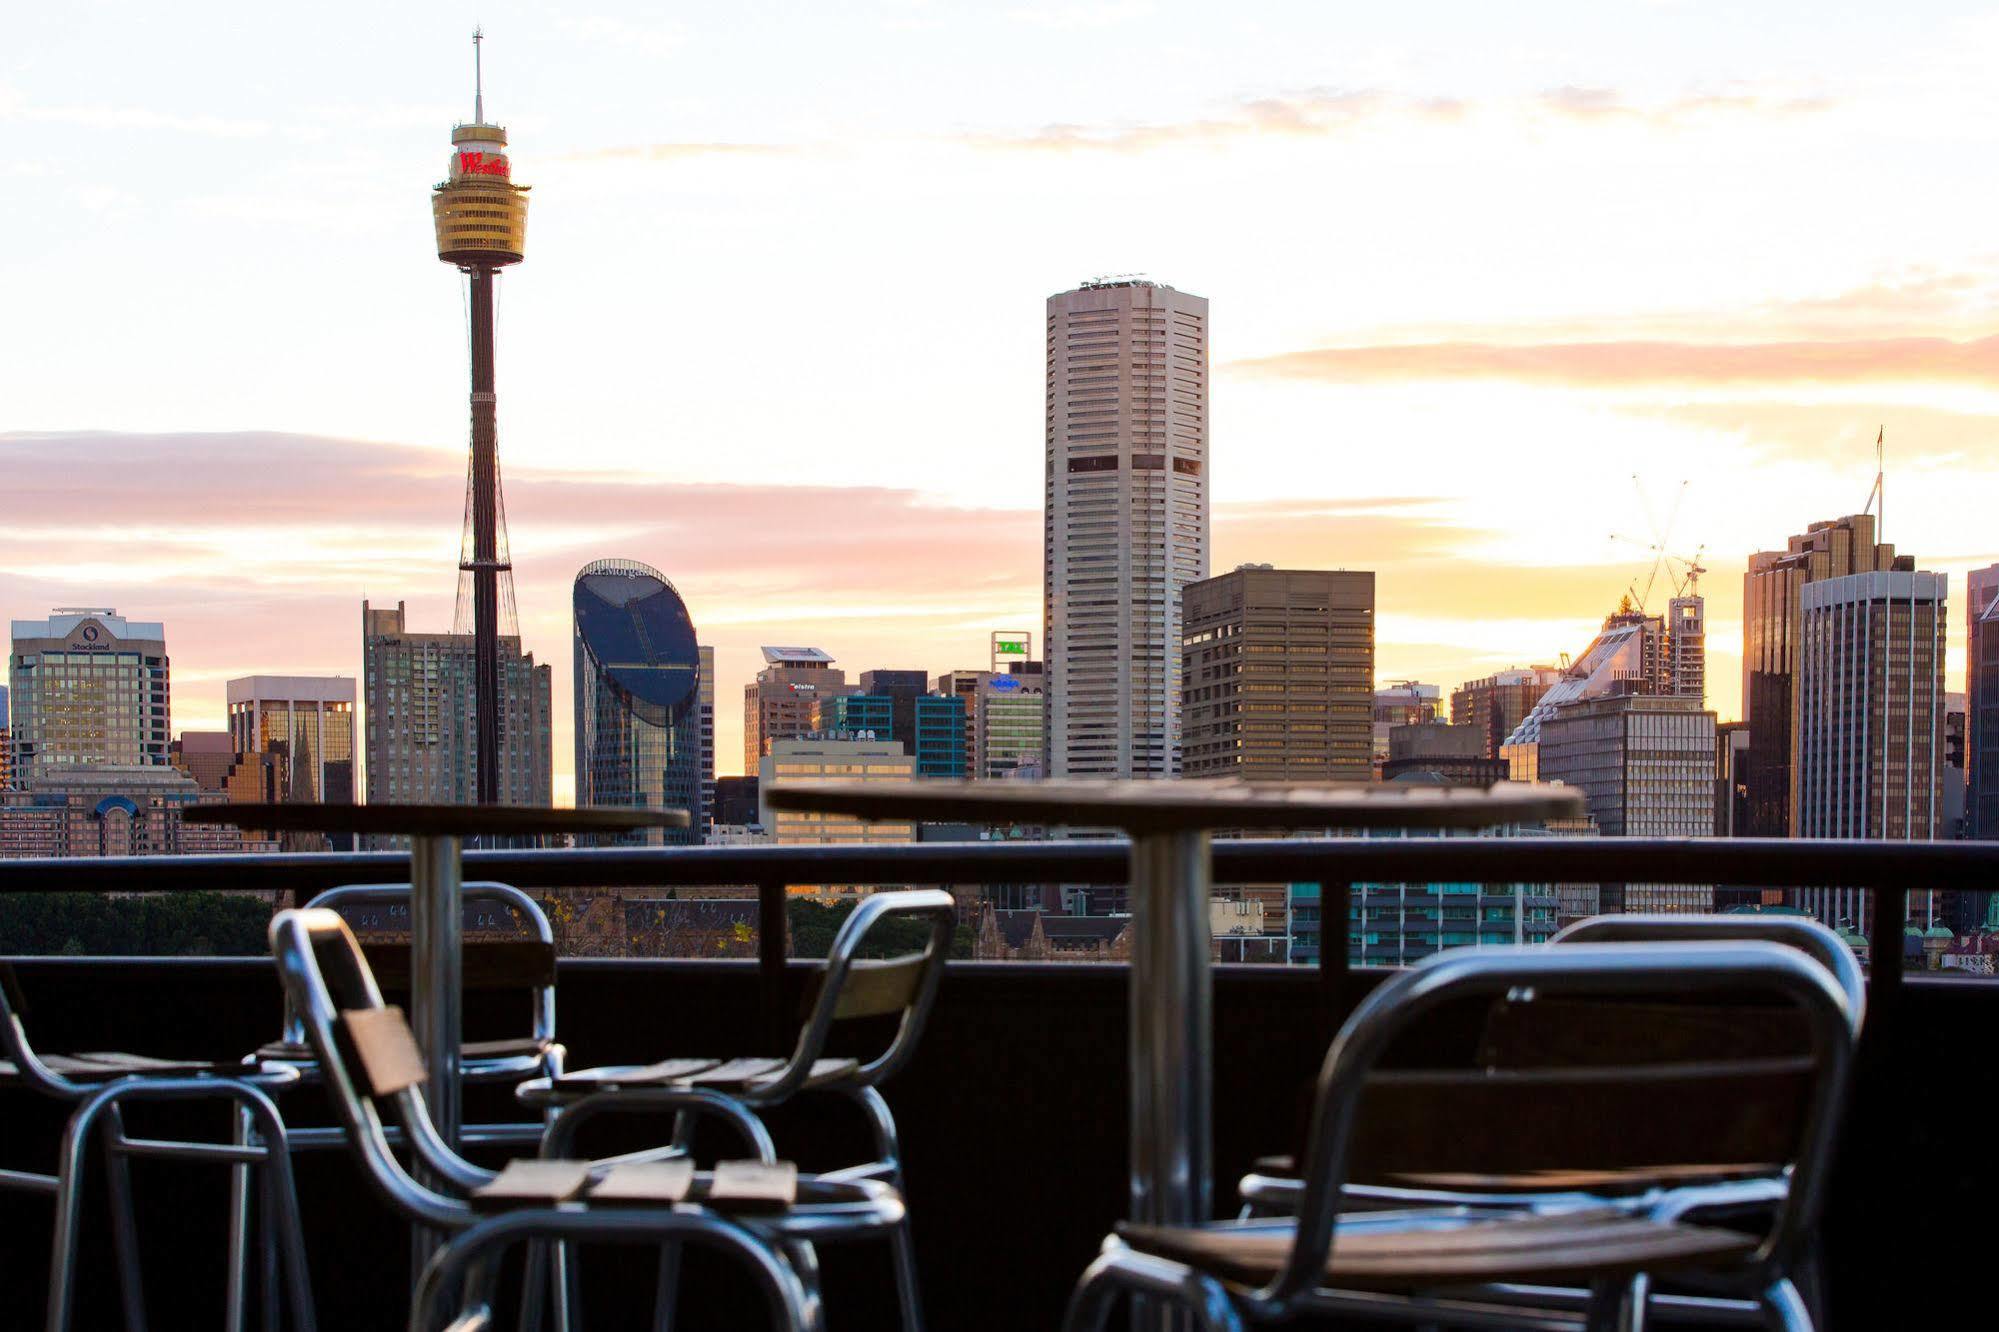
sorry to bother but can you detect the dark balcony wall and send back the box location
[0,957,1991,1329]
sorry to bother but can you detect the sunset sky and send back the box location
[5,3,1998,799]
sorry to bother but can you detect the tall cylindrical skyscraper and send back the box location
[434,32,530,805]
[1043,279,1209,778]
[573,561,704,843]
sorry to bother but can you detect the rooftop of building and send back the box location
[11,608,166,643]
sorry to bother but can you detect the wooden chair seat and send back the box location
[1117,1211,1758,1291]
[1248,1155,1781,1196]
[2,1053,255,1082]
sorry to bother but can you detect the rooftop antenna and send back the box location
[472,27,485,123]
[1861,425,1885,542]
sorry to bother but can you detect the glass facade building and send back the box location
[8,609,170,780]
[572,560,704,844]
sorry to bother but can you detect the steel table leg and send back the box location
[1127,827,1213,1331]
[409,832,464,1275]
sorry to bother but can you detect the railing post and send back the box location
[757,879,788,1054]
[1866,884,1907,1031]
[1320,881,1350,992]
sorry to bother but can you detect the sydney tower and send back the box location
[433,32,529,805]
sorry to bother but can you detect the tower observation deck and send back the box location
[435,30,530,805]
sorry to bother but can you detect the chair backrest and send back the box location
[1271,941,1855,1307]
[1551,912,1866,1032]
[778,889,958,1095]
[288,882,556,1050]
[0,960,75,1097]
[267,908,480,1229]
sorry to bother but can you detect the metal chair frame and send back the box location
[1,965,315,1332]
[269,906,902,1331]
[1062,941,1857,1332]
[516,887,958,1332]
[1238,913,1863,1326]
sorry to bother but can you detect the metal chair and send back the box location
[269,906,908,1331]
[1062,941,1857,1331]
[256,881,566,1143]
[515,887,958,1331]
[0,960,315,1331]
[1239,912,1865,1326]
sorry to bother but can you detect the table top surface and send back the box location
[763,778,1583,830]
[179,803,690,835]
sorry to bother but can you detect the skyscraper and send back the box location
[1792,569,1947,933]
[699,644,716,837]
[1967,564,1999,839]
[1537,693,1718,912]
[1044,278,1209,778]
[1741,513,1902,836]
[433,32,531,806]
[361,601,551,808]
[572,561,703,841]
[744,648,852,773]
[226,676,357,806]
[8,609,170,778]
[0,684,11,792]
[1452,667,1562,760]
[1181,567,1374,781]
[1794,570,1947,841]
[819,671,967,778]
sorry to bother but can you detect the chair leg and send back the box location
[253,1123,318,1332]
[652,1242,683,1331]
[1761,1279,1814,1332]
[782,1241,826,1332]
[516,1241,547,1332]
[889,1217,924,1332]
[225,1106,254,1332]
[101,1104,149,1330]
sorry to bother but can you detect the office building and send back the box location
[699,645,716,837]
[8,609,170,778]
[171,732,283,804]
[1968,564,1999,839]
[1372,681,1442,775]
[1182,567,1374,781]
[1794,569,1946,842]
[1715,721,1753,839]
[226,676,356,807]
[0,684,11,792]
[361,600,552,808]
[0,765,266,858]
[1453,667,1562,760]
[1538,693,1718,912]
[711,776,761,830]
[758,735,916,898]
[819,672,968,779]
[572,560,704,843]
[938,662,1046,780]
[1792,569,1948,933]
[1383,724,1508,785]
[1943,692,1968,843]
[1741,513,1904,836]
[744,647,852,773]
[1044,278,1209,779]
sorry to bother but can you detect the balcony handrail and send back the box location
[3,836,1992,1051]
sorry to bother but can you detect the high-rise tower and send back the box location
[434,31,530,805]
[1044,278,1210,778]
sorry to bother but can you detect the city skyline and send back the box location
[5,5,1999,796]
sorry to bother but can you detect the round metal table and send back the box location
[763,777,1582,1327]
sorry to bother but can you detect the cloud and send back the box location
[556,142,791,164]
[967,83,1826,154]
[1232,333,1999,390]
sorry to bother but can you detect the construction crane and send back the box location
[1608,476,1699,613]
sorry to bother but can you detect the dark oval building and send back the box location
[572,559,703,842]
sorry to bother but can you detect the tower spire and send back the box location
[472,27,485,123]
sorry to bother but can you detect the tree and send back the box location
[0,892,273,956]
